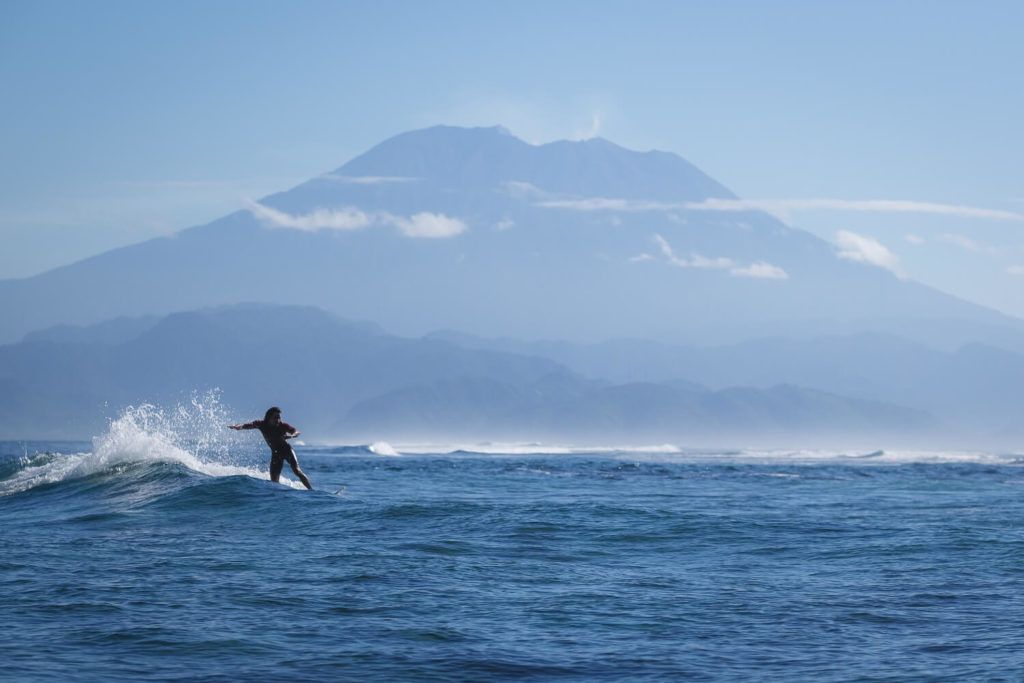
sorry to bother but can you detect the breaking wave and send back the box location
[0,393,304,497]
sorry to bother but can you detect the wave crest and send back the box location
[1,392,303,496]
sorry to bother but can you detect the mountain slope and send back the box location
[336,377,932,443]
[0,304,931,441]
[427,329,1024,436]
[1,125,1021,350]
[0,304,564,438]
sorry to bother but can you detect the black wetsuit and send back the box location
[240,420,300,479]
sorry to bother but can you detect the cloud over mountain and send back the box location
[248,201,466,239]
[0,124,1020,353]
[835,230,902,275]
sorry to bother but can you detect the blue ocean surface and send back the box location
[3,404,1024,681]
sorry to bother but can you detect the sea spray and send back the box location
[95,391,242,466]
[368,441,401,456]
[0,391,303,495]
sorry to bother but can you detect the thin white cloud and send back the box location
[247,200,371,232]
[629,253,655,263]
[653,233,690,268]
[570,112,603,141]
[494,218,515,231]
[119,180,241,190]
[384,212,467,239]
[835,230,902,276]
[114,178,304,191]
[319,174,419,185]
[654,233,734,269]
[905,234,926,245]
[690,253,736,269]
[248,201,466,239]
[936,233,1001,256]
[938,233,982,252]
[730,262,789,280]
[538,196,1024,222]
[688,198,1024,222]
[540,197,668,211]
[1006,265,1024,276]
[501,180,549,199]
[649,234,786,279]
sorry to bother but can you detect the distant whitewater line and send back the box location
[309,441,1024,465]
[3,390,1021,499]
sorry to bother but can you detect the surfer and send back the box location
[229,407,313,490]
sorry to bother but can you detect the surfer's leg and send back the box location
[286,451,313,490]
[269,452,284,482]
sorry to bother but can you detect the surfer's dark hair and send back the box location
[264,406,282,421]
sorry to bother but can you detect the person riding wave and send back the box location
[229,406,312,490]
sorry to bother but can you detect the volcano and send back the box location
[2,125,1021,349]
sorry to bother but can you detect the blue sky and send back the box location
[2,0,1023,315]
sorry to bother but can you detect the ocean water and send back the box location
[3,404,1024,681]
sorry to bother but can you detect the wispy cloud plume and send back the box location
[501,181,549,199]
[539,196,1024,222]
[246,201,371,232]
[540,197,668,211]
[692,253,736,269]
[384,212,467,239]
[653,234,700,267]
[936,233,1001,255]
[645,234,788,280]
[687,198,1024,222]
[835,230,902,276]
[1006,265,1024,276]
[247,201,466,239]
[570,112,603,140]
[115,178,304,191]
[938,233,982,252]
[628,253,655,263]
[730,262,789,280]
[319,175,420,185]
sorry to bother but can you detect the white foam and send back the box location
[618,448,1023,465]
[0,393,303,496]
[388,441,683,456]
[317,439,1020,465]
[368,441,401,456]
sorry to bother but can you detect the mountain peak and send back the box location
[334,124,735,200]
